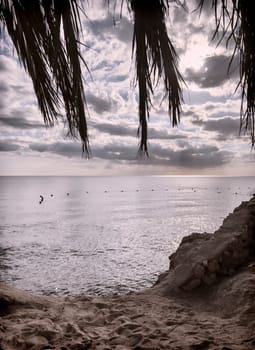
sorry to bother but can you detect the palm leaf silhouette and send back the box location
[0,0,90,154]
[0,0,254,153]
[198,0,255,148]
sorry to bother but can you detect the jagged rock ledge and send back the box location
[154,196,255,293]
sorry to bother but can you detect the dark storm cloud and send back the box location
[30,140,136,160]
[191,115,240,141]
[114,16,133,43]
[86,92,112,113]
[204,117,240,136]
[173,4,189,24]
[185,55,239,88]
[149,129,186,141]
[92,122,133,137]
[29,138,233,169]
[92,122,187,140]
[191,117,204,127]
[0,116,44,129]
[207,29,236,50]
[147,143,233,168]
[87,15,114,38]
[94,60,122,72]
[106,74,128,83]
[93,142,232,168]
[87,14,132,43]
[183,90,226,105]
[29,142,81,157]
[0,82,9,93]
[93,143,136,161]
[0,141,19,152]
[192,0,213,15]
[190,116,241,141]
[0,58,7,71]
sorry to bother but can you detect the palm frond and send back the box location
[129,0,184,154]
[0,0,90,155]
[198,0,255,148]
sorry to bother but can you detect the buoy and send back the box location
[39,195,44,204]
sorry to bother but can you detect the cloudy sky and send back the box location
[0,1,254,176]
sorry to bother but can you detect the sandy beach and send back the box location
[1,197,255,349]
[1,267,255,350]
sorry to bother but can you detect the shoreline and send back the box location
[1,197,255,349]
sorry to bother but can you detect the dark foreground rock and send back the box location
[154,196,255,293]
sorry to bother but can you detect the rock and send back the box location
[193,264,205,279]
[203,273,217,285]
[25,335,49,348]
[181,232,211,245]
[247,198,255,207]
[202,259,208,267]
[154,271,169,286]
[172,264,194,288]
[156,196,255,293]
[182,278,201,291]
[208,259,220,273]
[227,268,236,276]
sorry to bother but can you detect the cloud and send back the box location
[93,143,136,161]
[0,57,8,71]
[86,92,113,113]
[28,138,233,170]
[183,89,226,105]
[185,54,239,88]
[147,143,233,169]
[106,74,128,83]
[92,142,233,169]
[0,116,44,129]
[29,142,82,157]
[203,117,240,136]
[91,121,187,141]
[86,14,133,43]
[0,141,19,152]
[0,82,9,93]
[113,16,133,43]
[0,3,252,176]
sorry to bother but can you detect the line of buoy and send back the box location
[38,188,250,203]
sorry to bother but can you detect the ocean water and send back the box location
[0,176,254,296]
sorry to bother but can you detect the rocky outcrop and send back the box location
[155,196,255,293]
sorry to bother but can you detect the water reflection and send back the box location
[0,176,254,296]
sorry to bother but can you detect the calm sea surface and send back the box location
[0,176,254,296]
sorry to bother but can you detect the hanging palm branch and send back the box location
[129,0,184,154]
[198,0,255,148]
[0,0,90,155]
[1,0,253,154]
[0,0,184,156]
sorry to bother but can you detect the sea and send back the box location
[0,176,254,296]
